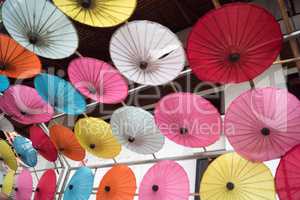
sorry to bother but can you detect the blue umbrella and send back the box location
[13,135,37,167]
[0,75,9,92]
[64,167,94,200]
[34,73,86,115]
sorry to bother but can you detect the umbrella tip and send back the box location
[89,144,96,149]
[139,61,148,70]
[226,182,235,191]
[179,127,188,135]
[68,185,74,190]
[152,185,159,192]
[128,136,135,143]
[104,186,111,192]
[228,53,240,63]
[261,128,270,136]
[81,0,92,8]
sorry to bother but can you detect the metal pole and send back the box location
[278,0,300,70]
[69,149,228,170]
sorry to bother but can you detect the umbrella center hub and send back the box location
[139,61,148,70]
[0,65,6,70]
[226,182,235,191]
[89,144,96,149]
[35,188,40,192]
[14,187,18,191]
[69,185,74,190]
[179,127,188,135]
[261,127,270,136]
[28,32,40,45]
[128,136,135,143]
[87,85,97,94]
[81,0,92,8]
[20,110,27,115]
[104,186,111,192]
[152,185,159,192]
[228,53,241,63]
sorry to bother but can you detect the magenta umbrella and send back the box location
[154,92,222,147]
[0,85,54,125]
[68,57,128,104]
[15,169,33,200]
[139,160,190,200]
[224,87,300,162]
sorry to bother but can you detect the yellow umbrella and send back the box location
[75,117,121,158]
[200,152,276,200]
[0,140,17,171]
[53,0,137,27]
[2,170,15,195]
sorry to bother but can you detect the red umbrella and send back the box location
[224,87,300,161]
[29,126,58,162]
[34,169,56,200]
[187,3,282,83]
[275,144,300,200]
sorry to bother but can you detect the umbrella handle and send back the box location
[212,0,221,8]
[75,51,83,57]
[169,82,178,92]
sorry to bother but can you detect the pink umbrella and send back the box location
[224,87,300,162]
[68,57,128,104]
[15,169,33,200]
[139,160,189,200]
[154,92,222,147]
[0,85,54,125]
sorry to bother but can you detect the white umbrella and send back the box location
[110,106,165,155]
[0,113,14,133]
[110,20,185,86]
[2,0,78,59]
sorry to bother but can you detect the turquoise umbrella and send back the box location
[13,135,37,167]
[64,167,94,200]
[34,73,86,115]
[0,75,9,92]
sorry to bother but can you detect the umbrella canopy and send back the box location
[0,85,54,125]
[110,20,185,86]
[34,73,87,115]
[0,75,9,92]
[111,106,164,154]
[275,144,300,200]
[53,0,137,27]
[0,140,17,171]
[75,117,121,158]
[68,57,128,104]
[139,160,189,200]
[96,165,136,200]
[1,170,14,196]
[29,126,58,162]
[2,0,78,59]
[15,169,32,200]
[50,124,85,161]
[0,113,14,133]
[200,152,276,200]
[0,34,41,79]
[154,92,222,148]
[13,136,37,167]
[63,167,94,200]
[187,3,282,84]
[224,87,300,161]
[34,169,56,200]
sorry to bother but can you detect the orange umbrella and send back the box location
[96,165,136,200]
[50,124,85,161]
[0,34,41,79]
